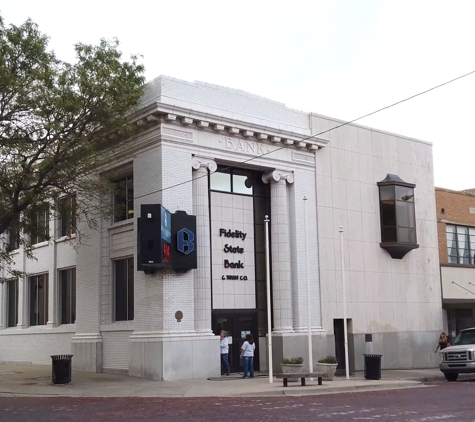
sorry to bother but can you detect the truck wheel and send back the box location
[444,373,458,382]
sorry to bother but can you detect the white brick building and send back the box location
[0,76,443,380]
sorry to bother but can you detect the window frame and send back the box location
[28,203,50,245]
[446,224,475,265]
[6,219,20,252]
[112,175,134,223]
[210,167,254,196]
[59,267,76,325]
[28,273,49,326]
[58,196,77,238]
[113,257,134,322]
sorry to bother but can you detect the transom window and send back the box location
[210,168,253,195]
[446,224,475,265]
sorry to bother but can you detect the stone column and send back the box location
[262,169,294,333]
[192,157,217,333]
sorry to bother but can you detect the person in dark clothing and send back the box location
[435,332,450,352]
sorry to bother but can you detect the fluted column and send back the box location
[192,157,217,333]
[262,169,294,333]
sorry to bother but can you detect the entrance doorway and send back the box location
[212,311,259,373]
[333,318,354,374]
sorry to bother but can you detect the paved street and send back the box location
[1,381,475,422]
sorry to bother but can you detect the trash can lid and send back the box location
[363,354,382,357]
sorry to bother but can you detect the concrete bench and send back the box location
[275,372,324,387]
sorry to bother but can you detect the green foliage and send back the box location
[282,357,304,365]
[0,14,145,276]
[318,355,337,364]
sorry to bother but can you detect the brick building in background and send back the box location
[436,188,475,340]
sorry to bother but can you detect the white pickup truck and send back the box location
[439,328,475,381]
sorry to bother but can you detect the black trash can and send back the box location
[51,354,73,384]
[363,354,382,380]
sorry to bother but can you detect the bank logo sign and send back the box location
[177,228,195,255]
[137,205,197,273]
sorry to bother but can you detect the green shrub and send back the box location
[318,355,337,364]
[282,357,303,365]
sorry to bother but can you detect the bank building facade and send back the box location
[0,76,443,380]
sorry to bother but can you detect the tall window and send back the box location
[59,268,76,324]
[447,224,475,265]
[58,196,76,238]
[379,185,416,243]
[29,274,49,326]
[113,175,134,222]
[6,279,18,328]
[28,203,50,244]
[6,219,20,251]
[114,258,134,321]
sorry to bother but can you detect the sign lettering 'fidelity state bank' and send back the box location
[220,228,248,279]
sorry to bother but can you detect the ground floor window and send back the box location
[114,258,134,321]
[59,268,76,324]
[29,274,48,326]
[6,279,18,328]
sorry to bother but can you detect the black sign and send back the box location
[137,205,197,274]
[137,204,172,272]
[171,210,197,272]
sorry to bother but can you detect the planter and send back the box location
[316,362,338,381]
[281,364,304,374]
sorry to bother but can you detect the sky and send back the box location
[1,0,474,190]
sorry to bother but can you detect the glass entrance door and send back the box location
[212,311,259,373]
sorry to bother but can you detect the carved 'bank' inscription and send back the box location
[219,136,271,155]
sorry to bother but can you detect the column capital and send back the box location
[192,156,217,173]
[262,169,294,184]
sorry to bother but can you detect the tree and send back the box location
[0,15,145,275]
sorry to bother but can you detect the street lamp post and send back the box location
[303,197,313,377]
[339,226,350,380]
[264,215,273,383]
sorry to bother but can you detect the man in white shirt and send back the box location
[220,331,230,376]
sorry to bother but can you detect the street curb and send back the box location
[230,381,425,397]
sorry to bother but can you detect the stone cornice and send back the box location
[132,104,328,150]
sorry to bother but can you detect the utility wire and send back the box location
[131,68,475,200]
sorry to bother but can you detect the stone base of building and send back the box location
[128,332,220,381]
[259,330,440,373]
[71,333,103,372]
